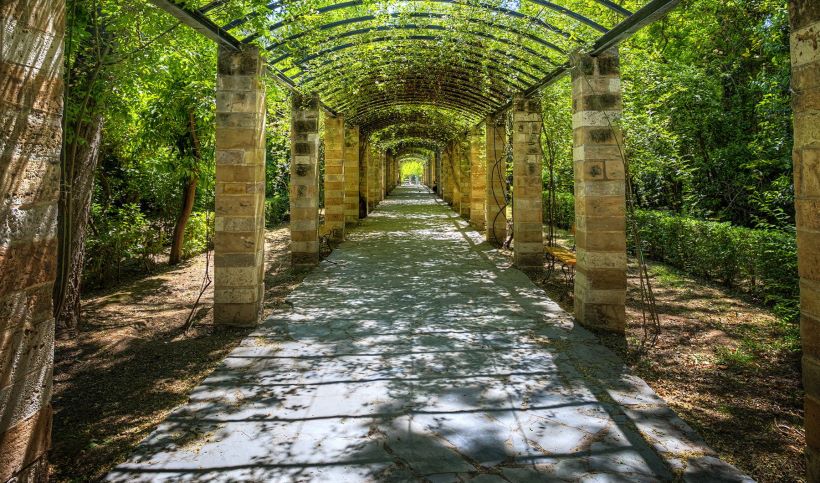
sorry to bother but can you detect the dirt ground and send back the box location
[532,251,804,483]
[49,225,305,482]
[50,223,804,482]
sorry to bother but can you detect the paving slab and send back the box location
[108,186,753,482]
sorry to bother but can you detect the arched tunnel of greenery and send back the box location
[10,0,806,480]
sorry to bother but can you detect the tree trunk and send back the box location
[169,175,198,265]
[169,110,203,265]
[54,114,103,338]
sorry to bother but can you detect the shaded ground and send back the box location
[50,225,308,482]
[533,233,804,483]
[108,187,748,482]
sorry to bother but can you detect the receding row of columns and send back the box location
[214,51,400,327]
[432,52,624,333]
[2,1,819,479]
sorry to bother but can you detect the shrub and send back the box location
[266,194,289,227]
[84,203,166,287]
[632,209,798,318]
[540,194,799,319]
[182,211,213,259]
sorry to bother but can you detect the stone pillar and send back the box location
[432,155,438,189]
[323,115,345,242]
[376,153,387,201]
[367,148,378,210]
[443,147,454,205]
[359,141,369,218]
[435,150,442,196]
[791,1,820,480]
[289,93,321,269]
[344,126,359,226]
[486,117,507,246]
[512,96,544,272]
[460,141,471,218]
[470,126,487,230]
[571,48,627,332]
[214,47,266,326]
[0,1,64,480]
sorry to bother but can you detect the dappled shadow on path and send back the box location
[106,187,751,482]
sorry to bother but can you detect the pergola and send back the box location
[1,0,818,480]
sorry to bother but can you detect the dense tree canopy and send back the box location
[61,0,795,321]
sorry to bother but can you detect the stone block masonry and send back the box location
[512,96,544,273]
[791,0,820,480]
[344,126,359,226]
[0,0,64,480]
[290,93,321,270]
[459,140,471,219]
[571,48,626,333]
[359,142,369,218]
[323,115,345,242]
[214,46,266,326]
[485,117,507,246]
[470,127,486,230]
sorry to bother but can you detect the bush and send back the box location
[266,194,289,227]
[84,203,166,287]
[539,194,799,319]
[182,211,213,259]
[542,191,575,229]
[633,209,798,318]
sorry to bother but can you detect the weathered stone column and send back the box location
[214,46,266,325]
[512,96,544,272]
[323,115,345,242]
[442,148,452,203]
[368,149,379,210]
[470,126,487,230]
[453,144,464,213]
[571,48,627,332]
[435,150,443,196]
[344,126,359,225]
[0,1,63,479]
[376,152,387,201]
[486,117,507,246]
[289,93,321,270]
[459,141,471,218]
[359,141,369,218]
[791,1,820,480]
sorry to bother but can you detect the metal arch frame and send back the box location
[379,137,447,151]
[284,36,545,82]
[231,0,583,39]
[261,12,566,55]
[331,86,501,118]
[267,19,565,68]
[314,72,514,109]
[322,84,507,117]
[298,56,530,92]
[327,76,504,107]
[314,70,516,100]
[295,50,537,100]
[149,0,682,123]
[347,100,485,124]
[267,18,567,65]
[369,122,464,140]
[355,106,476,132]
[359,107,492,133]
[396,148,434,160]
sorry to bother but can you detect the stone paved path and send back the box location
[109,186,752,482]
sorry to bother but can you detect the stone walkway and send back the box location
[108,186,751,482]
